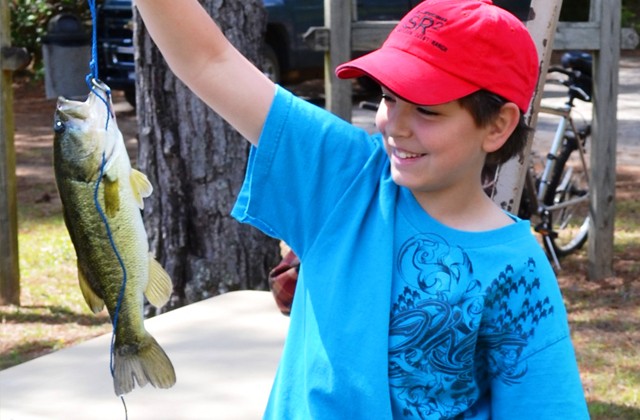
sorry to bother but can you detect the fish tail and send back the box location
[113,333,176,396]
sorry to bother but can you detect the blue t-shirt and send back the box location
[232,86,589,419]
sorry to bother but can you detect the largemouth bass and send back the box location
[53,79,176,396]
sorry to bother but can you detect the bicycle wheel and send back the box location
[542,127,590,257]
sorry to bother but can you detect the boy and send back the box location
[135,0,589,418]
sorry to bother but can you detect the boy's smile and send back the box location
[392,148,427,160]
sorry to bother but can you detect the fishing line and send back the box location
[94,153,129,418]
[86,0,113,130]
[87,0,100,81]
[86,0,128,417]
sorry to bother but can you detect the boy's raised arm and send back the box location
[134,0,276,145]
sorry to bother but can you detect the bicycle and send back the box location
[517,51,593,269]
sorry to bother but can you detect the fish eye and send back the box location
[53,120,65,133]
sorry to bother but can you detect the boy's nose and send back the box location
[382,104,412,140]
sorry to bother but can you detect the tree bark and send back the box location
[133,0,280,310]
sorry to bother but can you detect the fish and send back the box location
[53,78,176,396]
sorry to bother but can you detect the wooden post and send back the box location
[588,0,620,279]
[0,0,22,305]
[324,0,352,121]
[490,0,563,212]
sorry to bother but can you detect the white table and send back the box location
[0,291,289,419]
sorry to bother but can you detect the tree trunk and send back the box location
[133,0,280,310]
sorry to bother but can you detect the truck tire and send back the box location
[263,44,281,83]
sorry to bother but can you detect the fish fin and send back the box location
[103,177,120,218]
[113,333,176,396]
[78,264,104,313]
[130,169,153,210]
[144,255,173,308]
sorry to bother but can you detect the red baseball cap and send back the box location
[336,0,539,112]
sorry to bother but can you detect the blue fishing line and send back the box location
[93,152,128,367]
[86,0,99,82]
[86,0,113,130]
[87,0,99,80]
[94,153,129,416]
[88,77,113,131]
[86,1,128,415]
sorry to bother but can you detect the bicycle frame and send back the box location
[537,102,590,208]
[524,101,591,269]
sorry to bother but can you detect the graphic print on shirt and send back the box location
[389,233,555,418]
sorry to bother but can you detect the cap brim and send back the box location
[336,47,480,106]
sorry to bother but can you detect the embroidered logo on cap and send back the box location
[398,9,449,52]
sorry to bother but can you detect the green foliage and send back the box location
[9,0,101,74]
[622,0,640,33]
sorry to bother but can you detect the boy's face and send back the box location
[375,86,492,201]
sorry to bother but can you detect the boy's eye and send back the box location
[381,93,396,103]
[417,107,438,116]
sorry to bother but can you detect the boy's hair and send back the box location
[458,90,532,165]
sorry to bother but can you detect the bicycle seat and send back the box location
[560,51,592,102]
[561,51,592,77]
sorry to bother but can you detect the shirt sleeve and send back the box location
[231,86,384,256]
[490,335,589,418]
[478,249,590,419]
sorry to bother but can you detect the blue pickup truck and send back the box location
[97,0,417,105]
[97,0,530,105]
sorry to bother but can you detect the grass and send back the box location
[556,168,640,419]
[0,208,111,370]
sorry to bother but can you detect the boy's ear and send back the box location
[483,102,521,153]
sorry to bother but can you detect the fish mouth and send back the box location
[54,78,117,163]
[58,78,112,112]
[56,95,89,120]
